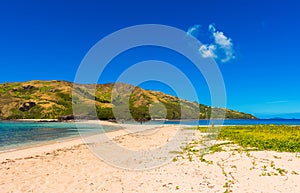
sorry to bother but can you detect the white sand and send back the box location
[0,123,299,192]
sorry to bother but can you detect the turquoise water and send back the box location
[0,122,118,151]
[1,119,300,151]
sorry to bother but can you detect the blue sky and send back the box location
[0,0,300,118]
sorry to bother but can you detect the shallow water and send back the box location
[1,119,300,151]
[0,121,117,151]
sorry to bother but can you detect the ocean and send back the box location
[1,119,300,151]
[159,119,300,126]
[0,121,118,151]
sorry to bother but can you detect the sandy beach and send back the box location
[0,122,299,193]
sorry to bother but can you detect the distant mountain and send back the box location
[0,80,256,120]
[260,113,300,119]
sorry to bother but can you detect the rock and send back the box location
[49,89,56,92]
[58,114,74,121]
[19,102,36,112]
[22,85,34,90]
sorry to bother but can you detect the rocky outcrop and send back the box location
[58,114,74,121]
[22,85,34,90]
[49,89,56,92]
[19,102,36,112]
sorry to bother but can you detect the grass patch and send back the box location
[210,144,224,153]
[216,125,300,152]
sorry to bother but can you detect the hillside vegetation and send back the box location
[0,80,256,120]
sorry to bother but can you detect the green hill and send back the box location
[0,80,256,120]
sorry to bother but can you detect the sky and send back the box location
[0,0,300,118]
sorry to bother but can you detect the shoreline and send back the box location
[0,134,82,155]
[0,120,121,153]
[0,122,181,161]
[0,120,196,155]
[1,120,299,154]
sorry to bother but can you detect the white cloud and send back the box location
[199,44,217,58]
[209,24,235,62]
[214,31,232,47]
[186,24,201,37]
[187,24,235,63]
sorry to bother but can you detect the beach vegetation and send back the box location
[216,125,300,152]
[291,171,299,175]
